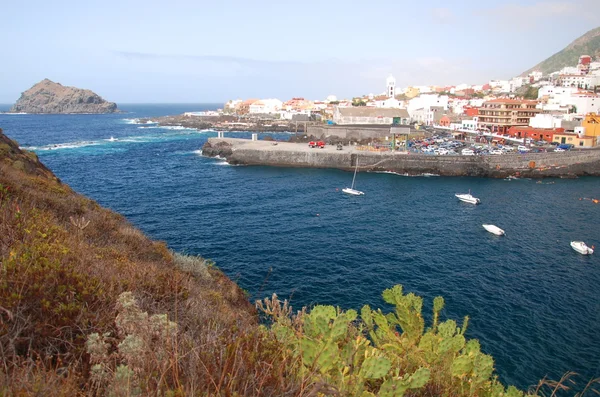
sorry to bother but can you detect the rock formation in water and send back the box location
[9,79,118,114]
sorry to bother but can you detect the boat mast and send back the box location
[351,165,357,189]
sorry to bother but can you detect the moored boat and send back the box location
[482,224,504,236]
[570,241,594,255]
[342,187,364,196]
[455,190,480,205]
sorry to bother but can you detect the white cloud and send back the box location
[429,8,454,24]
[477,0,600,28]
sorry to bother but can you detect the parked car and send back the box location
[490,149,503,155]
[554,147,566,152]
[503,146,515,152]
[461,149,475,156]
[558,144,573,150]
[517,145,531,152]
[437,148,449,155]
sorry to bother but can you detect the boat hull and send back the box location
[343,188,364,196]
[455,193,480,204]
[570,241,593,255]
[482,224,504,236]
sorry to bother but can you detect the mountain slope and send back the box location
[522,26,600,76]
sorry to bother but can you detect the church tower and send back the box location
[386,74,396,98]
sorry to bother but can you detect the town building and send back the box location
[506,126,564,142]
[248,99,283,114]
[236,99,259,115]
[332,107,410,125]
[552,132,596,148]
[386,75,396,98]
[582,112,600,137]
[478,99,541,133]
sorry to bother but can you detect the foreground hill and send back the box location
[0,128,590,395]
[8,79,118,114]
[522,26,600,76]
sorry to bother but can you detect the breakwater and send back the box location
[202,138,600,178]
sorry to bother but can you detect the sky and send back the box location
[1,0,600,103]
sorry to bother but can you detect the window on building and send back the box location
[580,141,584,146]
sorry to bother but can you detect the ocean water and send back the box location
[1,104,599,390]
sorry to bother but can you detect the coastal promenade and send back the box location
[203,138,600,178]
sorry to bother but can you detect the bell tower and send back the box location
[386,74,396,98]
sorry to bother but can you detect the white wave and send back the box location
[421,173,440,177]
[193,149,203,155]
[26,140,100,151]
[137,126,160,129]
[122,118,141,124]
[1,112,28,115]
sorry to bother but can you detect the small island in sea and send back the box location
[8,78,118,114]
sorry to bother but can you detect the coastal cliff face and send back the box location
[9,79,118,114]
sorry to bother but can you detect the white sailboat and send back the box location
[342,161,364,196]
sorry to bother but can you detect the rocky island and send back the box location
[8,78,118,114]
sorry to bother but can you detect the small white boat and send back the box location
[570,241,594,255]
[455,190,480,205]
[482,224,504,236]
[342,187,364,196]
[343,160,364,196]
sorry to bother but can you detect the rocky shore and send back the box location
[202,138,600,178]
[8,79,118,114]
[138,114,310,132]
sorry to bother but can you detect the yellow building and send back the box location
[552,133,596,148]
[404,87,420,99]
[582,113,600,137]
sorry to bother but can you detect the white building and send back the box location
[568,93,600,114]
[529,71,543,82]
[509,77,526,92]
[386,75,396,98]
[326,95,338,103]
[375,97,402,108]
[408,94,449,114]
[529,114,564,129]
[333,107,410,125]
[538,85,579,99]
[556,66,581,75]
[557,74,598,89]
[248,98,283,114]
[489,80,510,92]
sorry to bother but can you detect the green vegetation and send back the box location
[523,27,600,75]
[352,97,367,106]
[523,85,540,100]
[1,127,598,396]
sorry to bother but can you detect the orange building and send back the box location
[506,126,564,142]
[582,113,600,137]
[464,107,479,117]
[478,99,541,133]
[439,115,451,127]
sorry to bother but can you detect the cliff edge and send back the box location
[8,79,118,114]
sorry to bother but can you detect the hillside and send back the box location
[8,79,118,114]
[523,26,600,76]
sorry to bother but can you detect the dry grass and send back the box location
[0,130,302,395]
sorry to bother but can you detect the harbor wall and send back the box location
[308,125,399,140]
[203,138,600,178]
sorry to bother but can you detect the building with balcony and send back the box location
[478,99,541,134]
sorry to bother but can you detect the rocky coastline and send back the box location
[8,79,118,114]
[202,138,600,178]
[138,114,310,133]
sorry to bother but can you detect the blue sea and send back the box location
[1,104,599,391]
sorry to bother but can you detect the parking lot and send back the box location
[406,131,571,156]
